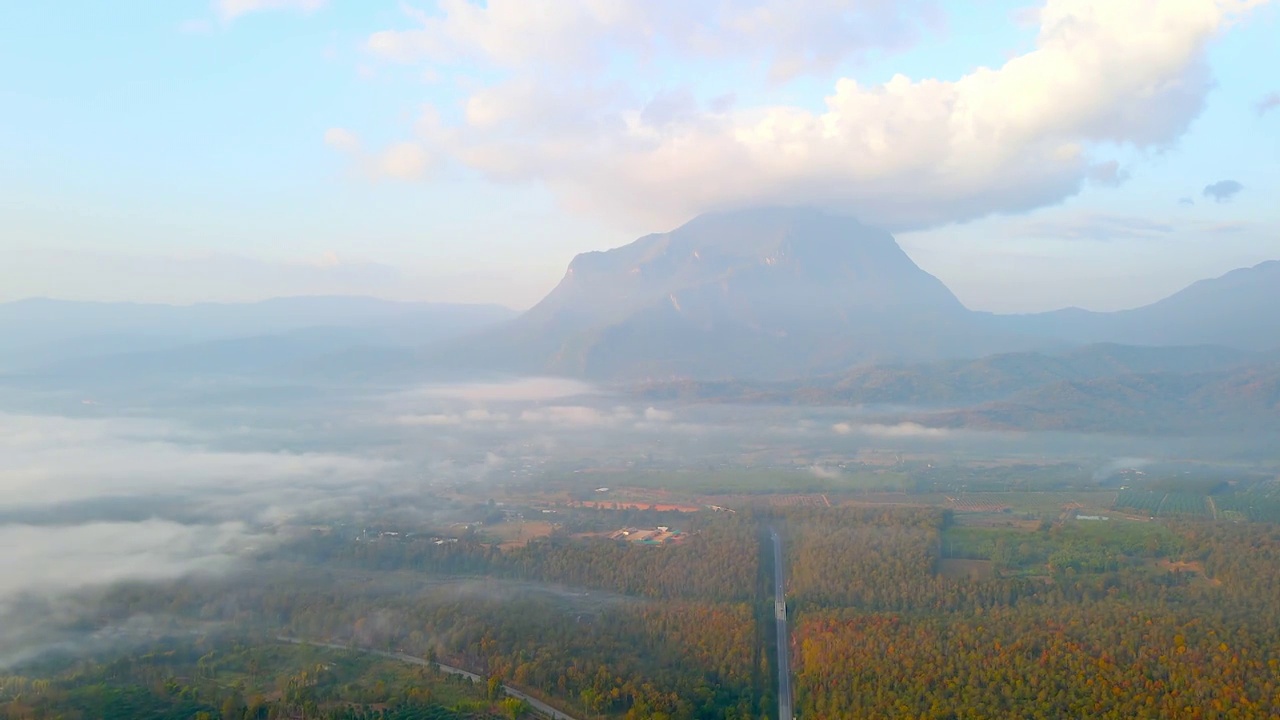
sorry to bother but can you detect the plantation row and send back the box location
[1114,490,1208,518]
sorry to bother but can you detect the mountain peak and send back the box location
[492,207,992,379]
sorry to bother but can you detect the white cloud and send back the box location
[644,407,674,422]
[216,0,325,22]
[0,521,258,603]
[0,414,390,513]
[832,421,951,438]
[324,127,361,152]
[377,142,432,181]
[365,0,1272,230]
[0,519,267,668]
[407,378,596,402]
[0,410,400,666]
[519,405,610,426]
[860,422,951,439]
[809,464,841,479]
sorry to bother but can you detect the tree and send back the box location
[500,697,531,719]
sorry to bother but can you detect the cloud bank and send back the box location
[0,413,390,514]
[360,0,1271,230]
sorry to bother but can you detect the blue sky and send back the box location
[2,0,1276,311]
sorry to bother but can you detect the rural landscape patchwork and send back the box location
[4,1,1280,719]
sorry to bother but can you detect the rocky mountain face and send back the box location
[471,207,1015,379]
[433,207,1279,381]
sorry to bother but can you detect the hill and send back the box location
[632,343,1278,434]
[0,296,515,376]
[921,362,1280,434]
[993,260,1280,350]
[634,343,1259,405]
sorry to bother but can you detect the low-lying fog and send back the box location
[0,374,1270,666]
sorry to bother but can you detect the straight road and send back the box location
[278,637,580,720]
[770,528,793,720]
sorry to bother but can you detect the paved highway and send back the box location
[278,637,580,720]
[770,528,793,720]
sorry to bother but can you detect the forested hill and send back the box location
[631,344,1280,434]
[923,363,1280,433]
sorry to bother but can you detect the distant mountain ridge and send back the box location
[633,343,1280,435]
[0,296,515,374]
[3,208,1278,394]
[923,362,1280,434]
[433,207,1279,380]
[991,260,1280,350]
[634,343,1261,405]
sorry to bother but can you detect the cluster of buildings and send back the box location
[608,526,686,545]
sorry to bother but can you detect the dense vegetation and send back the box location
[6,511,770,720]
[783,508,1280,719]
[0,640,509,720]
[9,501,1280,719]
[297,512,762,603]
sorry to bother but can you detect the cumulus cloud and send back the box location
[1202,179,1244,202]
[1256,91,1280,115]
[216,0,325,22]
[1177,196,1196,207]
[363,0,1270,230]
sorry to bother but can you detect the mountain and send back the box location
[631,344,1279,435]
[438,208,1280,381]
[0,296,515,375]
[921,362,1280,434]
[442,207,1020,379]
[994,260,1280,350]
[633,343,1260,406]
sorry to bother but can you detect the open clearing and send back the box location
[485,520,557,548]
[937,558,996,580]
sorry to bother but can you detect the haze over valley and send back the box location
[3,1,1280,718]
